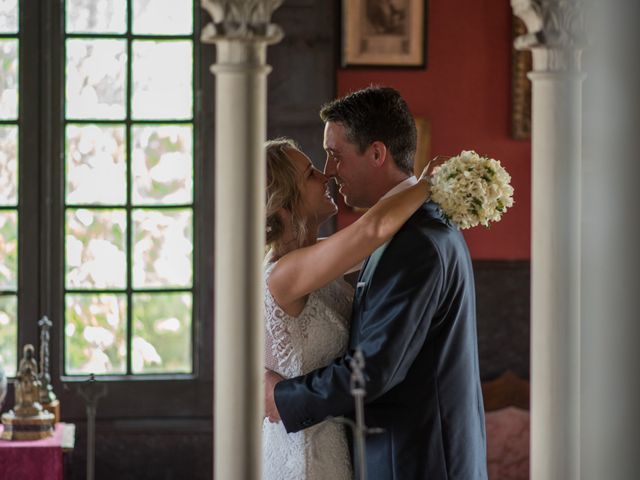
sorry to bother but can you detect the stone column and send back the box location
[200,2,283,479]
[580,2,640,479]
[511,1,585,479]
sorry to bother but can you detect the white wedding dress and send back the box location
[263,260,354,480]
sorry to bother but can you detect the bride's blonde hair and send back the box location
[265,138,308,255]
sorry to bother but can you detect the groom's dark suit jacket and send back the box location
[275,201,487,479]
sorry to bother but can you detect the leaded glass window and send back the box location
[0,0,19,375]
[63,0,195,376]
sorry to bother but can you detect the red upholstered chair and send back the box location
[482,371,530,480]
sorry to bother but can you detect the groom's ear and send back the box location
[370,141,387,167]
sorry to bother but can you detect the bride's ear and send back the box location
[277,207,292,224]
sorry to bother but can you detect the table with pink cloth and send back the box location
[0,423,75,480]
[486,406,530,480]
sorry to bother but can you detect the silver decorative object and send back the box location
[38,316,56,405]
[1,344,55,440]
[75,374,107,480]
[332,348,383,480]
[350,349,368,479]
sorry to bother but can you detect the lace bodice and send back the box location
[263,260,354,480]
[264,261,353,379]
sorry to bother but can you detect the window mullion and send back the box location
[18,0,43,350]
[125,0,133,377]
[46,0,67,395]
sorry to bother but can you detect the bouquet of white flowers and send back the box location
[429,150,514,229]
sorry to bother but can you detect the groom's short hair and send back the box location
[319,86,417,175]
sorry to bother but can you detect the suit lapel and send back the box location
[352,241,390,312]
[360,241,390,284]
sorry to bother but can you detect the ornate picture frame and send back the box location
[342,0,427,68]
[511,16,532,139]
[413,117,431,177]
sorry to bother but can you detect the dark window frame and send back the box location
[0,17,22,374]
[8,0,214,420]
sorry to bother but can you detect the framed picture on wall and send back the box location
[342,0,427,68]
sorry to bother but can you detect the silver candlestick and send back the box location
[350,349,368,479]
[332,348,383,480]
[76,374,107,480]
[38,316,56,405]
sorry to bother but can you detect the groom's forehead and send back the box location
[323,122,350,149]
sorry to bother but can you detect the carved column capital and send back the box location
[511,0,585,72]
[200,0,284,45]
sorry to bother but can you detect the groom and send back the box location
[265,86,487,479]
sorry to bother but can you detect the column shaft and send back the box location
[529,73,584,480]
[580,2,640,474]
[212,41,269,480]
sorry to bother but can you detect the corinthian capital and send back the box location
[201,0,284,44]
[511,0,585,72]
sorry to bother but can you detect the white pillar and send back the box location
[200,2,283,479]
[511,1,585,479]
[581,2,640,478]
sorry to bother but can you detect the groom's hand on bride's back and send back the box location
[264,369,284,422]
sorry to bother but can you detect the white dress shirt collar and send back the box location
[380,176,418,201]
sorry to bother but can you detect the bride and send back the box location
[262,138,430,479]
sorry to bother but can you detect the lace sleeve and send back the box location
[264,262,296,377]
[264,312,280,372]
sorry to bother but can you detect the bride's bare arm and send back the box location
[317,238,362,274]
[269,177,430,308]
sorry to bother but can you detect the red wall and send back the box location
[335,0,531,260]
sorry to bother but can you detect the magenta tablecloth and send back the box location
[0,423,67,480]
[486,407,530,480]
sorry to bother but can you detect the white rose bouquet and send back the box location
[428,150,514,229]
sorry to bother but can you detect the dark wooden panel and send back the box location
[66,419,212,480]
[268,0,339,236]
[474,260,530,381]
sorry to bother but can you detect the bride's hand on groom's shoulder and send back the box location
[419,160,433,183]
[264,369,284,423]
